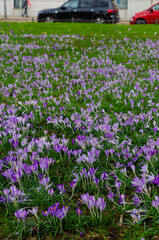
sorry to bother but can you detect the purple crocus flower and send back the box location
[152,196,159,209]
[62,205,69,214]
[39,158,49,172]
[39,177,53,190]
[141,164,148,173]
[99,201,106,212]
[130,165,135,172]
[48,206,56,216]
[105,150,109,158]
[131,176,148,194]
[0,196,7,203]
[130,209,141,223]
[118,194,125,206]
[86,155,96,164]
[107,191,115,201]
[55,206,69,219]
[48,188,54,196]
[70,181,77,189]
[54,145,62,153]
[81,193,90,204]
[11,170,23,182]
[115,180,122,189]
[87,167,97,178]
[42,210,49,216]
[88,196,95,209]
[15,209,28,221]
[95,197,106,212]
[94,178,99,186]
[48,202,59,216]
[29,207,38,218]
[3,188,10,198]
[2,169,14,179]
[109,148,115,156]
[12,139,19,148]
[152,175,159,186]
[57,184,65,194]
[10,185,25,199]
[80,168,87,179]
[153,127,158,133]
[100,171,108,180]
[38,174,43,180]
[76,207,83,215]
[132,195,141,206]
[55,209,65,219]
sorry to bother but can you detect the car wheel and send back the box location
[135,19,146,24]
[94,16,105,24]
[44,15,55,23]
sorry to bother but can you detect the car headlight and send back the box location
[130,15,135,21]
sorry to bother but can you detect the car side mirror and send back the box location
[150,8,154,13]
[61,6,66,10]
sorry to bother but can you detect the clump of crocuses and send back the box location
[42,202,69,231]
[81,193,106,223]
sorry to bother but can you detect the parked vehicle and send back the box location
[37,0,120,23]
[130,2,159,24]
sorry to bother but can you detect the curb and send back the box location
[0,17,37,22]
[0,17,130,24]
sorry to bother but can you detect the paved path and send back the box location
[0,16,36,22]
[0,16,130,24]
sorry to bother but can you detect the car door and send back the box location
[73,0,96,22]
[57,0,79,21]
[152,3,159,23]
[146,3,159,24]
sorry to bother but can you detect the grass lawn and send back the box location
[0,22,159,239]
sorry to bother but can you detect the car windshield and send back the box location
[153,3,159,10]
[147,3,159,11]
[63,0,79,9]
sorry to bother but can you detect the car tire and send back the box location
[44,15,55,23]
[135,19,146,24]
[94,16,105,24]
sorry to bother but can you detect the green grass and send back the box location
[0,22,159,239]
[0,22,159,39]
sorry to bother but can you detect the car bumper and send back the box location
[37,13,45,22]
[130,18,135,25]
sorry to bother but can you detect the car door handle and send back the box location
[90,9,94,11]
[73,9,77,12]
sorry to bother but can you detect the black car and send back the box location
[37,0,120,23]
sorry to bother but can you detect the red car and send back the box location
[130,2,159,24]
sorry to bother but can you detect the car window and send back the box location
[79,0,109,8]
[97,0,109,7]
[153,4,159,11]
[63,0,79,9]
[79,0,96,8]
